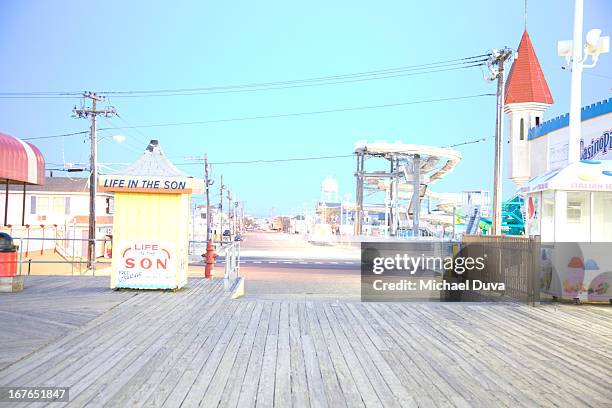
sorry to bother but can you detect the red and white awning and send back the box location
[0,131,45,185]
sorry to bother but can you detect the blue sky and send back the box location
[1,0,610,216]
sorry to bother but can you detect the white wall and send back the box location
[0,191,112,227]
[532,113,612,174]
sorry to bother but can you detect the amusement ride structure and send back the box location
[353,141,463,237]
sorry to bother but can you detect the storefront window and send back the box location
[566,191,590,241]
[591,192,612,241]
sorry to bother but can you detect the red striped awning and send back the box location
[0,131,45,185]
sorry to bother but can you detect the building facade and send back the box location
[0,176,114,257]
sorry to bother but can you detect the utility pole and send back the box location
[186,154,216,278]
[72,92,117,271]
[204,154,212,242]
[186,155,215,240]
[234,193,239,234]
[412,154,421,238]
[227,190,232,236]
[219,175,224,240]
[487,48,513,235]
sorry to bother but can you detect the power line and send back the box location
[0,63,483,99]
[0,54,487,99]
[22,130,90,141]
[89,136,490,173]
[178,154,355,166]
[96,93,494,131]
[21,93,494,141]
[168,137,492,166]
[101,55,488,95]
[97,63,486,98]
[446,136,493,147]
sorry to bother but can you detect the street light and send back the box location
[99,134,126,144]
[559,0,610,164]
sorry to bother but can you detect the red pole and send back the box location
[53,224,58,254]
[40,224,45,255]
[25,224,30,257]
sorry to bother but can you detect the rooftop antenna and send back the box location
[524,0,528,31]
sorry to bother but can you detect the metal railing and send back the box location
[1,237,241,281]
[187,239,241,290]
[3,236,111,276]
[220,242,241,290]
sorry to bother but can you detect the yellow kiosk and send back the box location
[99,140,203,290]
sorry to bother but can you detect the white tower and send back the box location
[504,31,553,186]
[320,176,339,202]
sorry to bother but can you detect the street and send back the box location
[222,232,361,301]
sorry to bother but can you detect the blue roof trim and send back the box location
[528,98,612,140]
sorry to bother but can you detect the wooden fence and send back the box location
[461,235,541,305]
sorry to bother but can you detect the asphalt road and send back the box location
[219,232,361,301]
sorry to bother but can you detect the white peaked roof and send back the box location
[121,140,186,177]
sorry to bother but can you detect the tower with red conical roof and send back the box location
[504,30,554,185]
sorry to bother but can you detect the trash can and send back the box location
[0,233,18,277]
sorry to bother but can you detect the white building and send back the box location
[504,30,555,186]
[0,176,114,257]
[505,29,612,242]
[503,28,612,303]
[190,204,231,242]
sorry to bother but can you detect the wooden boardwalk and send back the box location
[0,277,611,407]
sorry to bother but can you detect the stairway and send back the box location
[465,207,481,235]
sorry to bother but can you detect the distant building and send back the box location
[190,204,230,241]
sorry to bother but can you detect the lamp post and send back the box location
[558,0,610,164]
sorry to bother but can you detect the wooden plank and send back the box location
[0,284,159,384]
[389,304,507,407]
[314,303,365,408]
[273,302,291,408]
[141,287,235,407]
[304,302,347,407]
[255,301,280,408]
[360,304,445,408]
[340,303,416,408]
[235,302,272,408]
[322,304,384,408]
[217,302,265,408]
[57,282,218,407]
[103,286,230,407]
[287,302,310,408]
[370,304,470,408]
[158,300,245,407]
[385,303,527,407]
[182,301,257,408]
[330,303,400,408]
[447,304,611,406]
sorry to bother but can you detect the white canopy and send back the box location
[517,160,612,194]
